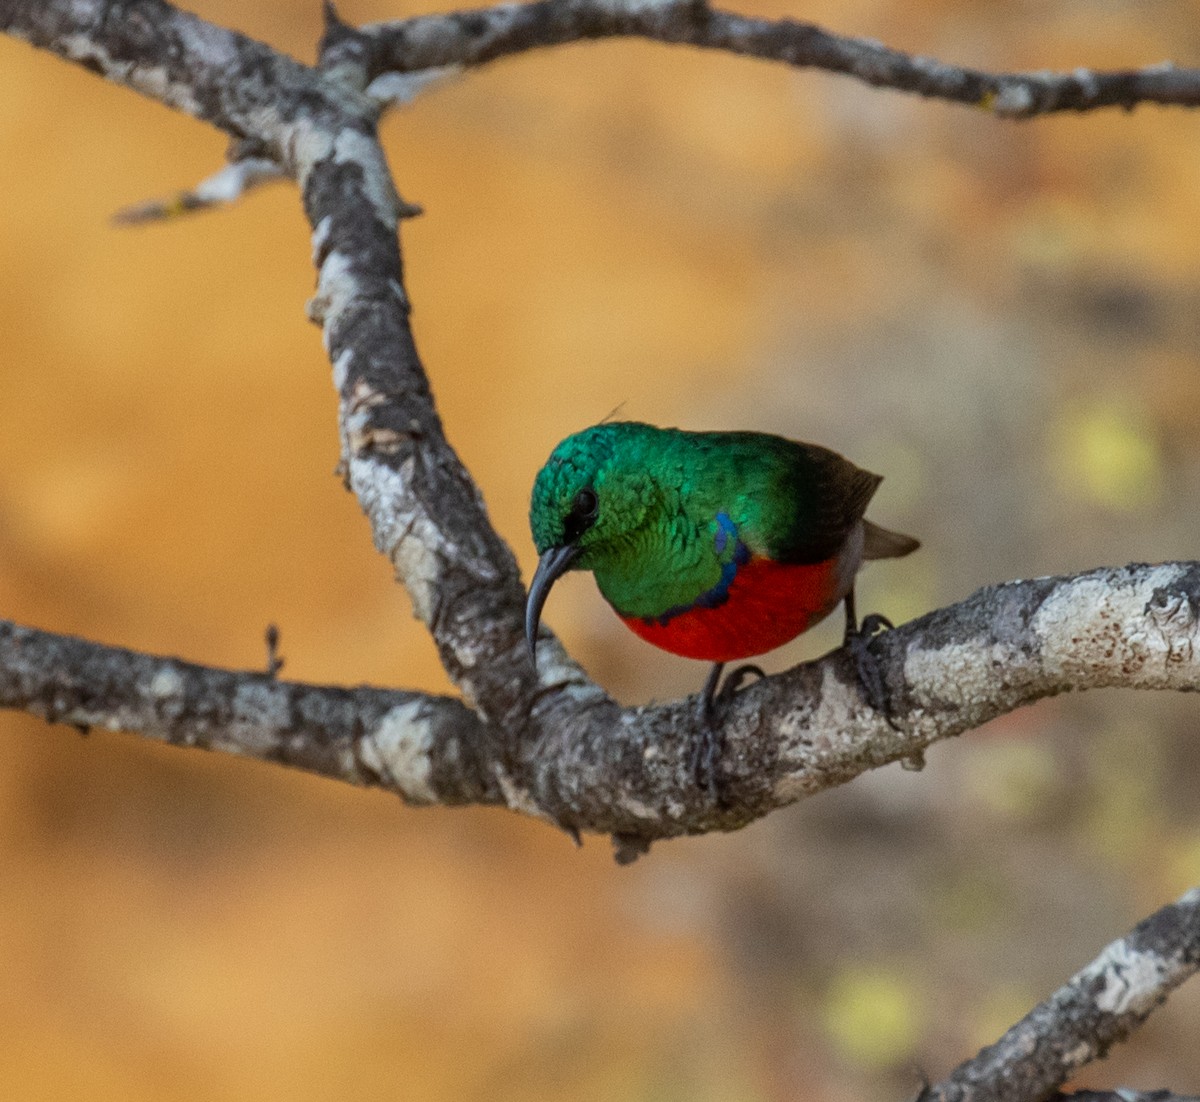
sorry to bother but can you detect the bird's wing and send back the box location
[770,442,883,565]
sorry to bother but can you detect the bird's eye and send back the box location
[572,488,598,519]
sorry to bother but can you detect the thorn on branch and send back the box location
[265,623,285,678]
[318,0,379,89]
[322,0,348,34]
[901,749,926,771]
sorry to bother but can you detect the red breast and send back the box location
[618,555,844,663]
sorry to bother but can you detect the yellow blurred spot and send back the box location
[822,965,922,1068]
[1159,832,1200,896]
[1084,781,1157,864]
[1081,723,1161,864]
[1010,199,1100,267]
[931,870,1007,934]
[1050,399,1163,511]
[979,90,997,111]
[966,741,1060,821]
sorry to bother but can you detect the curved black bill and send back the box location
[525,544,582,662]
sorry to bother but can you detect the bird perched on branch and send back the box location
[526,422,919,789]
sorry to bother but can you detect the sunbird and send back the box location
[526,422,919,767]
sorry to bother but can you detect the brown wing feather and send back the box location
[774,443,883,565]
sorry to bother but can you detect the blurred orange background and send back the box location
[2,0,1200,1098]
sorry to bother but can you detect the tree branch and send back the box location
[0,0,359,149]
[356,0,1200,118]
[299,92,541,731]
[0,620,499,806]
[4,562,1198,850]
[5,0,1200,848]
[112,156,285,224]
[924,889,1200,1102]
[1055,1094,1198,1102]
[1,0,550,726]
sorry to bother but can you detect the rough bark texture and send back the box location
[0,620,498,805]
[3,2,1200,1097]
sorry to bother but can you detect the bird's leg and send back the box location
[698,661,725,722]
[842,588,900,729]
[689,663,727,802]
[699,662,768,717]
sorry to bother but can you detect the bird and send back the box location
[525,421,919,789]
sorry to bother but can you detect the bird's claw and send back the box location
[844,613,900,729]
[716,663,766,707]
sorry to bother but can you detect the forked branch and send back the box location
[2,2,1199,1095]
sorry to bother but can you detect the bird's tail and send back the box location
[862,519,920,560]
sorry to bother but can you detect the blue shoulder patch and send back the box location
[648,512,751,626]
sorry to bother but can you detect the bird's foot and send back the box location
[843,613,900,729]
[690,663,765,804]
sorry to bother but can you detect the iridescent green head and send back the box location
[529,423,661,558]
[526,422,659,657]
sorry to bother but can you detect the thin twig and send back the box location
[113,157,285,224]
[358,0,1200,118]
